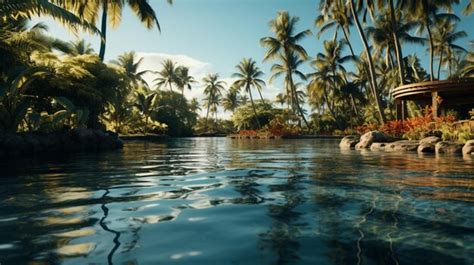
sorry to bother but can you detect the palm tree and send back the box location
[232,58,266,129]
[275,93,287,107]
[222,87,241,114]
[0,0,99,34]
[68,39,95,55]
[315,0,355,56]
[367,10,424,74]
[174,66,196,96]
[463,0,474,15]
[133,91,156,134]
[308,40,352,122]
[112,51,149,87]
[402,0,460,81]
[346,0,386,124]
[65,0,171,61]
[240,94,249,105]
[202,73,225,132]
[261,11,311,129]
[154,59,177,92]
[432,18,467,79]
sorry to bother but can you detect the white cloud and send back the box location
[135,52,211,92]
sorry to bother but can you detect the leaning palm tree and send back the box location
[315,0,355,56]
[260,11,311,129]
[112,51,149,87]
[174,66,196,96]
[345,0,386,124]
[154,59,177,92]
[232,58,266,129]
[202,73,226,132]
[432,18,467,79]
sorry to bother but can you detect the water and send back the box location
[0,138,473,265]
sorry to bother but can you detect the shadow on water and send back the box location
[0,138,473,264]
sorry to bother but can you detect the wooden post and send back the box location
[396,100,403,120]
[432,91,438,119]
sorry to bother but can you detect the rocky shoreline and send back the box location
[0,129,123,158]
[340,131,474,156]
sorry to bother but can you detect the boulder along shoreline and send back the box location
[340,131,474,156]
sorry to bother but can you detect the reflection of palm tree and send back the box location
[99,189,121,265]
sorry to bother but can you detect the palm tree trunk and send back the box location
[99,2,108,62]
[341,25,356,57]
[204,103,210,132]
[288,73,310,130]
[389,0,405,85]
[349,0,386,124]
[426,23,435,81]
[248,85,261,129]
[438,49,444,80]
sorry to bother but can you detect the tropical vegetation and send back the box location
[1,0,473,139]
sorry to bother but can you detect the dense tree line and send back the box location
[1,1,473,136]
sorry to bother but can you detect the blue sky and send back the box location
[41,0,474,116]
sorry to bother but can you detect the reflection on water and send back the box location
[0,138,473,265]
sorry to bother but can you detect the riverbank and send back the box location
[0,129,123,158]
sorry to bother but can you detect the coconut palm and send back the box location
[232,58,266,129]
[308,40,353,122]
[402,0,460,81]
[174,66,196,96]
[315,0,355,56]
[64,0,171,61]
[222,87,241,114]
[154,59,177,92]
[0,0,99,34]
[202,73,225,132]
[260,11,311,129]
[346,0,386,124]
[112,51,149,87]
[367,10,424,75]
[432,19,467,79]
[133,91,156,134]
[68,39,95,55]
[275,93,287,107]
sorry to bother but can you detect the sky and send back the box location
[40,0,474,118]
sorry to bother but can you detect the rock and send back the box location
[370,142,387,151]
[340,135,360,149]
[435,141,464,154]
[385,140,420,152]
[419,136,441,145]
[418,143,436,153]
[462,140,474,156]
[355,131,391,149]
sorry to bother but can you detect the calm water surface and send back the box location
[0,138,473,265]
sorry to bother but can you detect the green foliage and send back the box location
[232,102,280,130]
[150,91,197,136]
